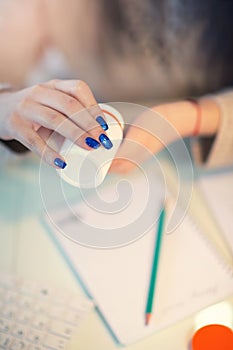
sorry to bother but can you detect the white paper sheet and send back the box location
[45,172,233,345]
[199,170,233,254]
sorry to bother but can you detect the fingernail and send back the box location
[85,137,101,149]
[99,134,113,149]
[96,116,108,131]
[54,158,67,169]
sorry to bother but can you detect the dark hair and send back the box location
[101,0,233,95]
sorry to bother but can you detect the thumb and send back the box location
[109,106,174,174]
[109,123,164,174]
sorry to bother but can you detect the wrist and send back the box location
[0,87,29,153]
[153,98,221,140]
[0,89,17,140]
[197,98,220,136]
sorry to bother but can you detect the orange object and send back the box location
[192,324,233,350]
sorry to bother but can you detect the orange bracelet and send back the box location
[187,98,202,136]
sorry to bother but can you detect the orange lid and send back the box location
[192,324,233,350]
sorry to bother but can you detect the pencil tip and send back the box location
[145,313,151,326]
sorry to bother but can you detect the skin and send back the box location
[0,79,220,171]
[110,98,221,173]
[0,1,221,172]
[0,79,108,169]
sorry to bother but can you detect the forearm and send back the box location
[153,98,221,140]
[110,96,222,173]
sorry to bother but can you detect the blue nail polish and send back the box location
[85,137,101,149]
[54,158,67,169]
[99,134,113,149]
[96,116,108,131]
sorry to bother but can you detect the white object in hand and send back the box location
[57,103,124,188]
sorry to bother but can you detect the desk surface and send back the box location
[0,152,232,350]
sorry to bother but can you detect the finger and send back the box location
[109,158,136,174]
[15,125,67,169]
[30,84,108,145]
[110,123,164,174]
[48,79,97,107]
[37,127,64,153]
[50,79,109,131]
[109,137,142,174]
[20,101,101,150]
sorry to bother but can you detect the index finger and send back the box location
[48,79,108,130]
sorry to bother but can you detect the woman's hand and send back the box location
[0,79,111,169]
[110,99,220,173]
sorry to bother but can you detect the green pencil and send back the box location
[145,206,166,326]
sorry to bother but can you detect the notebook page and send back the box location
[46,210,233,345]
[198,171,233,254]
[45,171,233,345]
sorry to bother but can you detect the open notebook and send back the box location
[44,172,233,345]
[198,169,233,255]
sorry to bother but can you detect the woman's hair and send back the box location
[101,0,233,94]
